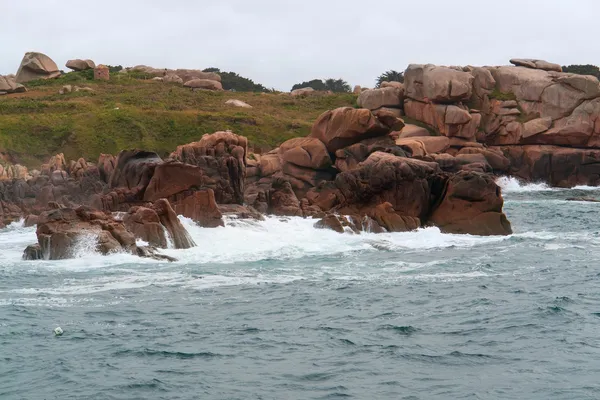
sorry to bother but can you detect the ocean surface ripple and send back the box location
[2,177,600,399]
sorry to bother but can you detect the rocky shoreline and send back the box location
[3,54,600,261]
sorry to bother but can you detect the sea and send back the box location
[1,177,600,400]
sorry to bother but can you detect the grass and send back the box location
[489,88,517,101]
[0,72,356,167]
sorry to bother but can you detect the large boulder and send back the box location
[357,86,404,111]
[169,131,247,204]
[509,58,562,72]
[65,59,96,71]
[0,75,26,94]
[309,107,403,153]
[405,64,474,103]
[170,189,224,228]
[15,52,60,83]
[334,151,442,219]
[291,87,315,97]
[183,79,223,91]
[428,171,512,235]
[108,150,163,191]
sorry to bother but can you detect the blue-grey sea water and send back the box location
[2,177,600,400]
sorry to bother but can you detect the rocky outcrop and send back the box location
[291,87,315,97]
[0,75,26,94]
[169,131,247,204]
[66,59,96,71]
[400,59,600,186]
[357,86,404,112]
[225,99,252,108]
[428,171,512,235]
[24,205,175,261]
[130,66,221,83]
[15,52,60,83]
[309,107,404,153]
[183,79,223,91]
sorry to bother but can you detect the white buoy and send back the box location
[54,327,63,336]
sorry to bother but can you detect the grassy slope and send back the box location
[0,72,357,167]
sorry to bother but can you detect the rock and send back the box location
[151,77,163,81]
[170,189,224,228]
[123,206,168,248]
[381,81,404,89]
[93,65,110,81]
[183,79,223,91]
[97,154,116,183]
[509,58,562,72]
[522,117,553,138]
[151,199,195,249]
[169,131,247,204]
[163,74,183,84]
[0,75,26,94]
[396,136,450,156]
[313,213,385,234]
[404,64,474,102]
[291,87,315,97]
[353,85,362,94]
[334,136,409,173]
[279,137,332,170]
[429,171,512,235]
[334,152,442,219]
[218,204,264,220]
[15,52,61,83]
[23,244,43,260]
[31,206,137,260]
[225,99,252,108]
[108,150,163,190]
[58,85,72,95]
[24,214,40,227]
[309,107,401,153]
[65,59,95,71]
[398,124,430,138]
[357,87,403,111]
[456,147,510,172]
[493,145,600,187]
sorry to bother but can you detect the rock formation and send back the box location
[66,59,96,71]
[15,52,60,83]
[0,75,26,95]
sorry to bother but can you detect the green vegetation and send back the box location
[376,70,404,88]
[0,72,356,167]
[202,68,270,92]
[562,64,600,79]
[489,88,517,101]
[291,79,351,93]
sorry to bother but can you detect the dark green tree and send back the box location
[562,64,600,79]
[291,79,327,91]
[376,70,404,88]
[291,78,351,92]
[324,78,351,93]
[202,68,268,92]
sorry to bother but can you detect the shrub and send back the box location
[376,70,404,88]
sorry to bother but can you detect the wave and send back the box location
[497,176,600,193]
[496,177,554,193]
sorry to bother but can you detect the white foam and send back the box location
[496,176,553,193]
[497,176,600,193]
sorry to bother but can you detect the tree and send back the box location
[291,78,351,93]
[324,78,351,93]
[376,70,404,88]
[291,79,327,91]
[202,68,269,92]
[562,64,600,79]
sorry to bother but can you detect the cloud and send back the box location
[1,0,598,90]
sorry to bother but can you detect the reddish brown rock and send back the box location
[429,171,512,235]
[151,199,195,249]
[123,206,167,248]
[170,131,247,204]
[309,107,401,153]
[15,52,61,83]
[170,189,224,228]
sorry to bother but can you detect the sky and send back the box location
[2,0,598,91]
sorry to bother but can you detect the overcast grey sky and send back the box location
[2,0,597,90]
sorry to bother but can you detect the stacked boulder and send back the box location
[66,59,96,71]
[0,75,26,95]
[129,65,222,90]
[15,52,60,83]
[397,59,600,187]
